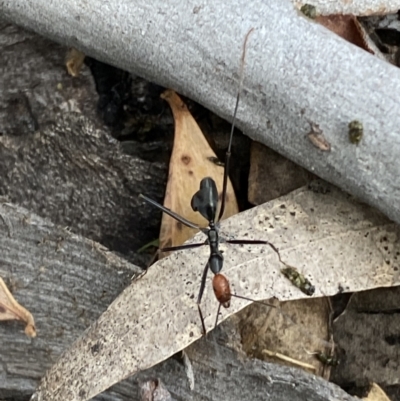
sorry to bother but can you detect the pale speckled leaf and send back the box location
[33,183,400,401]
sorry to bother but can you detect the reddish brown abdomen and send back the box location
[212,274,231,308]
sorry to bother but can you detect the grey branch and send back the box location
[2,0,400,224]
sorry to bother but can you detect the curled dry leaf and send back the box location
[182,350,195,390]
[307,122,331,151]
[65,48,86,77]
[159,90,238,253]
[139,378,172,401]
[0,277,36,337]
[33,182,400,401]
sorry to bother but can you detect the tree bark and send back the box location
[0,20,168,266]
[133,324,359,401]
[2,0,400,225]
[0,201,141,399]
[0,21,166,399]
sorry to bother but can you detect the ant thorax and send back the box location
[207,226,219,244]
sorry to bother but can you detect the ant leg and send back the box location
[141,243,206,276]
[226,239,283,262]
[139,194,201,230]
[137,241,205,278]
[197,261,210,305]
[197,304,207,336]
[214,303,222,328]
[132,249,159,281]
[231,293,279,310]
[226,239,271,245]
[197,261,210,335]
[140,251,158,275]
[160,241,206,253]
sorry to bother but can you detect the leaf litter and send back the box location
[32,21,398,399]
[33,181,400,401]
[158,90,238,254]
[246,139,330,378]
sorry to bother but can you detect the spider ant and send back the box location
[140,28,314,334]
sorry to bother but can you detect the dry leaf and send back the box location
[33,182,400,401]
[296,1,399,16]
[65,48,86,77]
[316,15,369,50]
[0,277,36,337]
[363,383,392,401]
[248,141,313,205]
[159,90,238,252]
[238,298,333,378]
[139,378,172,401]
[315,14,388,62]
[307,122,331,151]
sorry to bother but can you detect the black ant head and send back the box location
[191,177,218,222]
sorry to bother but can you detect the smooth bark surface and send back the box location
[2,0,400,225]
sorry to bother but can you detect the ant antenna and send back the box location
[217,27,254,222]
[139,28,312,335]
